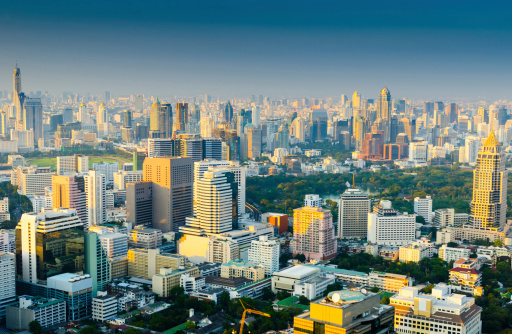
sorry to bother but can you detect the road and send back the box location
[245,202,261,221]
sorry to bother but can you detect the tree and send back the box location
[185,321,197,329]
[28,321,43,334]
[80,327,99,334]
[277,291,291,300]
[169,286,185,301]
[262,287,275,301]
[415,215,426,224]
[370,287,380,293]
[447,242,459,247]
[123,329,143,334]
[380,296,390,305]
[294,254,306,263]
[299,295,310,305]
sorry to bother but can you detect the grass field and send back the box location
[27,155,131,171]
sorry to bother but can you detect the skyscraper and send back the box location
[377,86,391,142]
[78,103,89,125]
[23,98,43,145]
[122,109,132,128]
[352,91,361,108]
[16,208,84,283]
[223,101,233,124]
[175,102,188,132]
[84,170,106,226]
[52,174,88,224]
[180,169,238,235]
[292,206,337,261]
[470,131,507,230]
[143,157,193,232]
[338,188,370,239]
[150,99,172,138]
[13,65,24,128]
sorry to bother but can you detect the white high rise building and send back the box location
[180,170,236,236]
[304,194,322,208]
[113,170,143,190]
[92,162,118,184]
[209,163,246,216]
[251,106,261,128]
[57,155,89,175]
[78,103,90,125]
[85,170,106,226]
[464,136,481,164]
[200,116,214,138]
[409,141,428,164]
[338,188,370,239]
[0,230,15,253]
[148,138,175,158]
[248,236,279,276]
[368,200,416,246]
[414,196,432,223]
[0,253,15,318]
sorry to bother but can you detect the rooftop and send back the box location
[274,265,321,279]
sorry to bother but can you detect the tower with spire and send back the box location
[469,131,507,230]
[377,85,392,142]
[13,64,24,128]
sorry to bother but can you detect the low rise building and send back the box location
[294,275,336,300]
[180,273,206,293]
[152,267,200,297]
[127,248,186,279]
[391,284,482,334]
[220,260,265,282]
[439,245,471,263]
[271,266,322,293]
[399,240,434,263]
[368,271,412,292]
[92,291,118,322]
[449,267,482,293]
[47,273,93,321]
[294,290,394,334]
[6,296,66,330]
[128,225,162,249]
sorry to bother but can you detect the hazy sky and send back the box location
[1,1,511,100]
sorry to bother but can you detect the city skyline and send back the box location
[1,1,512,100]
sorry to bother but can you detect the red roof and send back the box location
[450,267,480,275]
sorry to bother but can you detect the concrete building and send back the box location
[0,230,15,253]
[56,155,89,175]
[391,284,482,334]
[126,181,153,227]
[147,138,174,158]
[399,240,434,263]
[113,170,143,190]
[180,272,206,294]
[92,162,119,185]
[414,196,433,223]
[368,271,412,292]
[127,248,186,279]
[338,187,370,239]
[11,166,53,196]
[294,290,394,334]
[52,174,88,224]
[84,170,106,226]
[248,235,280,275]
[304,194,322,208]
[0,253,16,318]
[85,232,110,297]
[152,267,200,297]
[92,291,117,322]
[262,213,289,234]
[439,245,471,263]
[292,207,337,261]
[6,296,66,330]
[433,208,455,227]
[16,208,84,283]
[449,268,482,293]
[368,200,416,246]
[220,260,265,282]
[143,157,193,232]
[128,225,162,249]
[207,237,240,263]
[47,273,93,321]
[271,266,321,293]
[294,275,335,300]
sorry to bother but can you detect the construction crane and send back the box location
[238,299,271,334]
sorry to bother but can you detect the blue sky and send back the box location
[1,1,511,100]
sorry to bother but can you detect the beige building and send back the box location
[220,260,265,282]
[391,284,482,334]
[127,248,186,279]
[398,239,434,263]
[368,271,412,292]
[152,267,200,297]
[11,166,53,196]
[109,256,128,279]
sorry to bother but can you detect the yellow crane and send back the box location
[238,299,271,334]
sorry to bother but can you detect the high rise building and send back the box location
[377,86,391,142]
[11,166,54,196]
[367,200,416,246]
[78,103,89,124]
[84,232,110,297]
[23,98,43,145]
[84,170,106,226]
[56,155,89,175]
[122,109,132,128]
[292,207,337,261]
[352,91,361,108]
[52,174,88,223]
[470,131,507,230]
[414,196,432,223]
[47,273,92,321]
[113,170,143,190]
[304,194,322,207]
[0,253,16,318]
[180,170,238,235]
[248,236,279,275]
[16,208,85,283]
[92,162,119,185]
[150,99,172,138]
[126,181,153,227]
[175,102,188,131]
[13,65,24,128]
[202,137,223,160]
[148,138,175,158]
[143,157,193,232]
[338,188,370,239]
[223,101,233,124]
[246,125,262,159]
